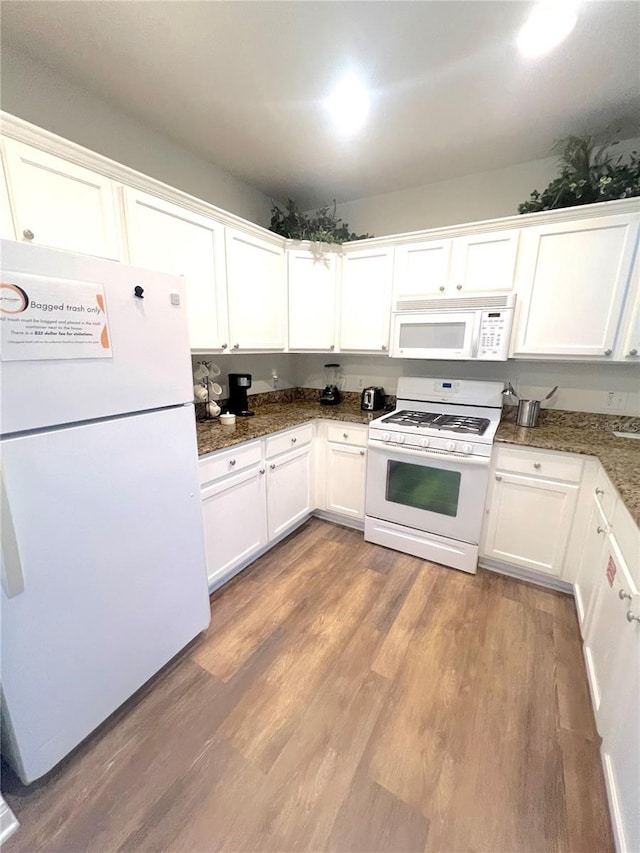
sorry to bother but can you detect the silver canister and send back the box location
[516,399,541,427]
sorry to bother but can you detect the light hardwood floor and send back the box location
[2,519,613,853]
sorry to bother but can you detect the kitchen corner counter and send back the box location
[196,400,375,456]
[495,415,640,526]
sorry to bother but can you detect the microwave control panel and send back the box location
[477,310,512,359]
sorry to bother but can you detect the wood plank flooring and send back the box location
[2,518,613,853]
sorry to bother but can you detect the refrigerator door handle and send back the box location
[0,465,25,597]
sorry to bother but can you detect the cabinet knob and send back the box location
[359,450,365,456]
[22,229,34,241]
[626,611,640,624]
[495,474,502,481]
[619,589,632,602]
[229,459,236,467]
[233,343,240,350]
[269,463,276,470]
[629,349,638,357]
[343,432,349,439]
[597,525,606,534]
[533,462,541,469]
[439,286,445,292]
[595,488,604,495]
[456,284,462,291]
[604,348,612,356]
[221,343,228,350]
[291,437,297,443]
[259,468,265,475]
[381,344,387,351]
[330,344,335,351]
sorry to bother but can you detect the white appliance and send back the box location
[365,377,504,573]
[0,240,210,784]
[390,293,516,360]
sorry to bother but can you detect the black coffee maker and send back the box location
[227,373,254,416]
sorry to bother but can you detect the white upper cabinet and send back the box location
[511,214,639,359]
[339,246,393,352]
[615,249,640,361]
[393,230,519,302]
[288,247,338,351]
[225,229,287,351]
[2,138,122,260]
[123,188,228,352]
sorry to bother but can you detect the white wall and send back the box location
[334,138,640,237]
[295,354,640,416]
[0,44,275,227]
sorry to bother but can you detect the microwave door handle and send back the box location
[471,315,480,358]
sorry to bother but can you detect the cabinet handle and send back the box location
[439,286,445,292]
[629,349,638,357]
[626,611,640,624]
[604,348,612,356]
[22,229,34,241]
[595,488,604,495]
[229,459,236,467]
[619,589,632,602]
[270,463,276,470]
[233,343,240,350]
[291,437,297,443]
[495,474,502,481]
[596,525,606,534]
[259,468,265,475]
[343,432,349,439]
[359,450,365,456]
[330,344,335,351]
[456,284,462,291]
[533,462,541,469]
[221,343,228,350]
[381,344,387,351]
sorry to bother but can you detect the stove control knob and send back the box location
[462,443,473,455]
[381,432,391,442]
[445,440,456,452]
[395,434,405,444]
[420,437,430,448]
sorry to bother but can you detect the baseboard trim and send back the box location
[312,510,364,531]
[478,558,574,593]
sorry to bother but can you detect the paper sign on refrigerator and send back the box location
[0,273,112,360]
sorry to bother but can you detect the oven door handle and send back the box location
[368,441,490,467]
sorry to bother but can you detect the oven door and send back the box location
[365,442,490,544]
[390,310,478,359]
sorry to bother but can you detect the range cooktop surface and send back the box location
[382,409,491,436]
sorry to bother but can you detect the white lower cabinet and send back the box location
[266,444,312,540]
[481,445,581,577]
[325,442,367,519]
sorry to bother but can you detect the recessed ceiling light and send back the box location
[325,74,370,136]
[517,1,578,58]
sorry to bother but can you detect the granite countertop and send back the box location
[196,393,640,526]
[496,412,640,525]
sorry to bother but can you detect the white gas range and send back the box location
[365,377,504,574]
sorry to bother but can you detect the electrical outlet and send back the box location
[606,391,628,410]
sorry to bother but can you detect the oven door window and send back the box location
[386,460,461,517]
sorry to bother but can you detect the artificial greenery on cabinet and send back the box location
[518,132,640,214]
[270,198,372,243]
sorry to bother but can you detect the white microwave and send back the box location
[390,293,516,361]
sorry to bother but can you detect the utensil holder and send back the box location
[516,400,541,427]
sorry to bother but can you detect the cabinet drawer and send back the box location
[266,423,313,458]
[326,424,368,447]
[495,445,583,483]
[199,440,263,485]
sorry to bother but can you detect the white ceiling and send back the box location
[1,1,639,209]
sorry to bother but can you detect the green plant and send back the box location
[269,198,372,243]
[518,131,640,214]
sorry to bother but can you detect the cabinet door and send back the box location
[225,229,286,350]
[123,188,228,351]
[339,247,393,352]
[450,229,519,295]
[2,138,121,260]
[326,443,367,519]
[266,445,312,540]
[201,464,268,588]
[288,248,338,351]
[616,251,640,361]
[512,215,639,358]
[574,497,609,630]
[482,472,578,575]
[393,240,451,301]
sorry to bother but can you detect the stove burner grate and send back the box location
[382,409,491,435]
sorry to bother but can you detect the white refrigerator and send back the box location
[0,239,210,784]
